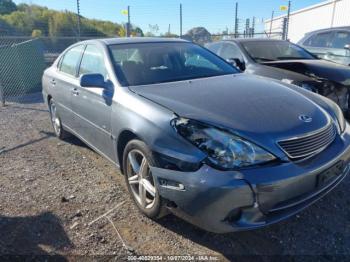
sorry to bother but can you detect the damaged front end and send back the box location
[292,79,349,116]
[265,61,350,117]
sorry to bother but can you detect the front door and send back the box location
[326,31,350,66]
[53,44,85,129]
[71,44,115,161]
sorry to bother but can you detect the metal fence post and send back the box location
[0,79,4,107]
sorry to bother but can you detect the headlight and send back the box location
[330,101,346,133]
[172,118,276,170]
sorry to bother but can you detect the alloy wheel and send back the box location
[50,102,61,135]
[126,149,157,209]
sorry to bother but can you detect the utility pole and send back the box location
[269,10,274,37]
[76,0,81,40]
[180,4,183,38]
[286,0,291,40]
[168,24,171,35]
[331,0,337,27]
[127,6,131,37]
[282,17,288,40]
[245,18,250,38]
[252,16,255,38]
[234,2,238,38]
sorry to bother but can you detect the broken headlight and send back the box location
[172,118,276,170]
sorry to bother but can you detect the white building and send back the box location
[264,0,350,43]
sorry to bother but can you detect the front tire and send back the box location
[49,99,70,140]
[123,139,164,219]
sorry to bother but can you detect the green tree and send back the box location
[132,27,144,37]
[1,10,35,35]
[184,27,212,45]
[118,26,126,37]
[0,3,134,37]
[31,29,42,37]
[0,17,15,35]
[0,0,17,15]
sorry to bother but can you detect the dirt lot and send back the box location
[0,94,349,261]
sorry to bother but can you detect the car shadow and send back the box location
[158,214,284,260]
[0,131,55,155]
[3,93,44,105]
[0,212,73,259]
[64,135,92,151]
[7,105,48,112]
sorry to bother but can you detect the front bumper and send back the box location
[151,125,350,233]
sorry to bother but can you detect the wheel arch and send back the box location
[47,94,52,102]
[117,129,141,174]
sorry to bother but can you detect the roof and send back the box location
[304,26,350,35]
[223,38,287,43]
[80,37,188,45]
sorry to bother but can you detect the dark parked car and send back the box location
[43,38,350,233]
[298,27,350,66]
[206,39,350,116]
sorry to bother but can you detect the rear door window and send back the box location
[303,31,333,47]
[330,31,350,49]
[59,45,85,76]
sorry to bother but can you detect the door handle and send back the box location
[50,79,56,86]
[71,88,79,96]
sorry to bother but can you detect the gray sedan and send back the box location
[42,38,350,233]
[298,27,350,66]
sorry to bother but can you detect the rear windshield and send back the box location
[109,42,238,86]
[242,41,315,63]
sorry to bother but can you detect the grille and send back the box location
[278,123,337,159]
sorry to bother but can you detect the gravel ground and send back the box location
[0,94,349,261]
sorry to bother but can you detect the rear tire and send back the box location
[123,139,165,219]
[49,99,70,140]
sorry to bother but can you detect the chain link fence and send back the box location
[0,37,43,105]
[0,36,94,105]
[0,31,284,106]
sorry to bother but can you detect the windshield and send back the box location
[109,42,238,86]
[241,41,315,63]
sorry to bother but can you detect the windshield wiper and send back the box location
[253,57,275,62]
[276,57,311,60]
[150,73,232,85]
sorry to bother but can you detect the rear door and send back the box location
[71,44,115,161]
[328,30,350,66]
[53,44,85,129]
[302,31,334,60]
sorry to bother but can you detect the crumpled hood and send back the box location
[130,74,331,156]
[262,59,350,86]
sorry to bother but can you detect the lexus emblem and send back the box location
[299,115,312,123]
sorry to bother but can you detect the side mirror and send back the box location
[80,74,105,88]
[226,58,246,71]
[344,44,350,50]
